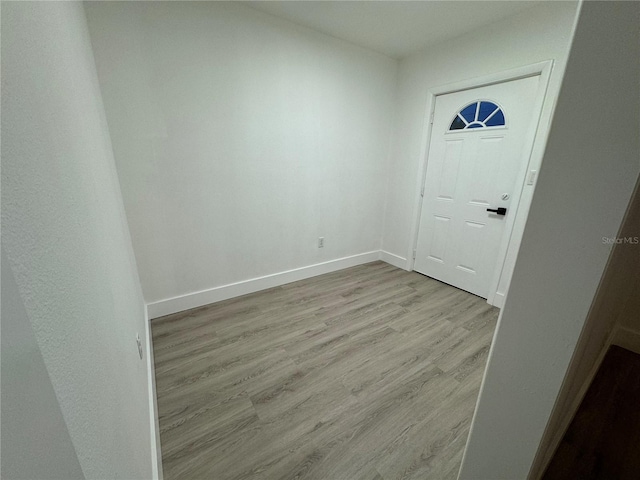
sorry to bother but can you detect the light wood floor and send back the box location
[152,261,499,480]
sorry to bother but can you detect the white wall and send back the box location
[1,2,154,479]
[459,1,640,478]
[381,1,578,279]
[1,249,85,480]
[84,2,398,310]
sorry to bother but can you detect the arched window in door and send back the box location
[449,101,505,130]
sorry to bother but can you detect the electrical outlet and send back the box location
[136,333,143,360]
[318,237,324,248]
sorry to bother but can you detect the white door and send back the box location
[414,76,540,298]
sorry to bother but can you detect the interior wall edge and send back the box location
[1,1,154,477]
[458,0,639,477]
[528,170,640,479]
[1,248,86,480]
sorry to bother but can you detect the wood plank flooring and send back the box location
[151,261,499,480]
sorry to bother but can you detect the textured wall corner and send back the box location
[1,2,153,478]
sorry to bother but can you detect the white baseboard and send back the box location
[379,250,409,270]
[144,304,163,479]
[612,325,640,355]
[147,251,381,319]
[491,292,506,309]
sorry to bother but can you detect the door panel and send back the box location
[458,220,485,275]
[468,136,504,205]
[437,140,463,200]
[428,215,451,263]
[414,76,540,298]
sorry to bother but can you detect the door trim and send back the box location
[408,61,554,307]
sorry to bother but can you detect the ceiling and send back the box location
[243,1,540,59]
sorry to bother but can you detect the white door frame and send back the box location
[407,61,554,307]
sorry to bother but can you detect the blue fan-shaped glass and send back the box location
[459,104,477,123]
[485,110,505,127]
[478,102,499,122]
[449,101,505,130]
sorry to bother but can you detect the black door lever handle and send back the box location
[486,207,507,216]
